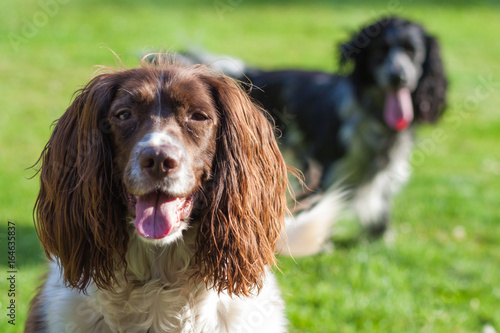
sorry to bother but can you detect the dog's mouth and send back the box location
[128,191,193,239]
[384,88,414,131]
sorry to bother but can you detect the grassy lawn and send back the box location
[1,0,499,331]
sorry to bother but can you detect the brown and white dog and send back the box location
[26,57,298,332]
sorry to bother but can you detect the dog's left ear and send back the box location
[413,34,448,123]
[196,73,288,297]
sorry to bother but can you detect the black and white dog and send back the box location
[181,16,447,237]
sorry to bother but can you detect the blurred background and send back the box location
[0,0,499,331]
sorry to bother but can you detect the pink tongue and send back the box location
[134,192,183,239]
[384,88,414,131]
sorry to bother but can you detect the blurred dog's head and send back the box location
[341,16,447,130]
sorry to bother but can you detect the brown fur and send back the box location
[24,279,47,332]
[196,74,288,296]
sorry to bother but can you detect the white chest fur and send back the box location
[41,232,286,333]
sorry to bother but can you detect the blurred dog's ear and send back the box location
[413,35,448,123]
[339,17,393,84]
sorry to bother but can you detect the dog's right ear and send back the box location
[339,18,381,67]
[339,16,395,78]
[339,36,371,87]
[339,19,381,79]
[34,71,129,292]
[340,39,358,67]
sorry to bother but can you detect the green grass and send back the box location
[1,0,499,331]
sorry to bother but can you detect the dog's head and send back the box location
[34,57,288,296]
[341,16,447,130]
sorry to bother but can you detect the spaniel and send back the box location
[181,16,447,237]
[26,57,292,332]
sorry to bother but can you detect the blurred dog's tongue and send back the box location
[134,192,183,239]
[384,88,414,131]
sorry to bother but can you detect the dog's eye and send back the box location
[190,113,209,121]
[116,110,132,121]
[403,43,415,56]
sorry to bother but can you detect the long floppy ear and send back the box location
[339,34,365,79]
[34,72,128,291]
[339,18,392,87]
[196,74,288,297]
[413,34,448,123]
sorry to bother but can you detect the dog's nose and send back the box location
[139,145,180,179]
[389,70,408,87]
